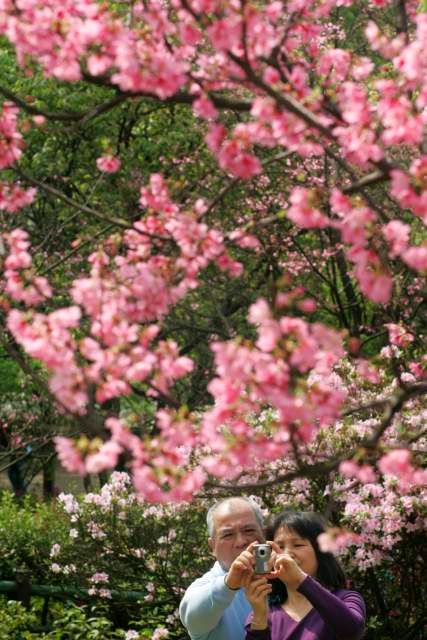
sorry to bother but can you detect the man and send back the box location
[179,496,265,640]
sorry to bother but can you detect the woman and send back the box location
[244,510,365,640]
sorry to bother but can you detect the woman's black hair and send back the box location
[266,510,347,606]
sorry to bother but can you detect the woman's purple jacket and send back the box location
[245,575,366,640]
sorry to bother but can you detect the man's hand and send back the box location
[269,542,307,589]
[224,541,258,590]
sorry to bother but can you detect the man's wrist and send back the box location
[224,574,239,591]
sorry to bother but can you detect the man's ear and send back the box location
[208,537,214,553]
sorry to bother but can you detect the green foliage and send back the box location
[44,603,124,640]
[0,492,69,581]
[0,351,21,394]
[0,598,146,639]
[0,3,425,636]
[0,389,66,496]
[0,483,209,634]
[0,0,424,452]
[0,598,38,640]
[0,461,425,640]
[45,474,210,632]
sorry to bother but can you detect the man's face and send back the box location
[208,502,264,570]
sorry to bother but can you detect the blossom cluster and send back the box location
[0,102,36,213]
[0,102,23,169]
[2,229,51,305]
[5,174,240,416]
[48,471,190,627]
[200,298,348,479]
[338,478,426,570]
[0,0,425,503]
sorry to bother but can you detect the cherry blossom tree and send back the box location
[0,0,425,505]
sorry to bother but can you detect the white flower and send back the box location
[90,572,109,584]
[58,493,80,514]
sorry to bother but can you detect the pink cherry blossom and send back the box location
[3,229,52,304]
[207,17,242,52]
[54,436,86,476]
[96,155,121,173]
[192,95,218,120]
[0,182,36,212]
[390,161,427,223]
[347,247,392,304]
[385,323,414,348]
[317,529,361,554]
[382,220,410,258]
[318,49,351,83]
[356,359,380,384]
[378,450,413,481]
[85,441,123,474]
[288,187,329,228]
[217,140,262,179]
[0,102,23,169]
[401,245,427,272]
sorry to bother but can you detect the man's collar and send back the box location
[212,560,228,576]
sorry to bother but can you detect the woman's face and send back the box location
[273,526,319,577]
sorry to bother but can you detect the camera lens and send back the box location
[259,549,265,556]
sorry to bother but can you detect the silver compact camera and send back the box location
[253,543,272,574]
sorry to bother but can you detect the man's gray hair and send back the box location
[206,497,264,537]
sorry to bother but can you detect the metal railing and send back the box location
[0,568,150,634]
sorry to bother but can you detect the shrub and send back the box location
[0,491,69,582]
[0,468,425,639]
[0,597,38,640]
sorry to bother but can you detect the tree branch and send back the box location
[81,72,252,111]
[362,381,427,448]
[396,0,410,43]
[204,151,293,216]
[16,169,169,240]
[206,381,427,490]
[0,80,251,127]
[0,83,86,121]
[38,224,115,276]
[342,169,390,195]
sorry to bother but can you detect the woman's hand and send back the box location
[243,574,272,630]
[269,542,307,589]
